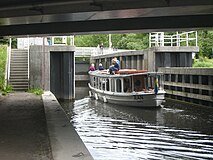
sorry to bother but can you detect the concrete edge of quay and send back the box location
[42,91,93,160]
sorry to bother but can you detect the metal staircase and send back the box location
[8,49,29,91]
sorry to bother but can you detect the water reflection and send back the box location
[60,87,213,160]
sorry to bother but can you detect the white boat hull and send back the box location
[89,84,165,107]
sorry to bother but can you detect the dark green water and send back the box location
[60,87,213,160]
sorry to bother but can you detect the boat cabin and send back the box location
[89,71,163,94]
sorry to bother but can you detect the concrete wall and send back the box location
[152,46,198,71]
[92,50,146,70]
[158,67,213,107]
[75,62,89,73]
[30,45,75,99]
[75,62,90,87]
[91,46,199,72]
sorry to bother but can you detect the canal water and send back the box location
[60,87,213,160]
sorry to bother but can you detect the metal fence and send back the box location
[149,31,198,47]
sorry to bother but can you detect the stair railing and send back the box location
[7,38,12,83]
[27,37,30,89]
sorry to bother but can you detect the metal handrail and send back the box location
[149,31,197,47]
[7,38,11,82]
[4,46,9,87]
[27,37,30,82]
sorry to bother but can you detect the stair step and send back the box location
[11,58,28,60]
[12,86,29,90]
[11,55,28,57]
[10,62,28,65]
[10,77,28,80]
[9,49,29,84]
[11,56,27,58]
[11,55,28,56]
[10,75,28,77]
[10,84,29,87]
[13,88,28,91]
[10,63,28,65]
[13,89,28,92]
[10,68,28,70]
[10,72,28,74]
[10,66,28,68]
[9,82,29,86]
[10,67,28,69]
[10,58,27,60]
[10,73,28,75]
[9,79,28,82]
[11,61,28,63]
[11,52,28,54]
[11,53,28,55]
[11,54,28,57]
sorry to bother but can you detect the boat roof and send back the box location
[88,70,163,78]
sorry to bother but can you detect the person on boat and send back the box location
[89,63,96,71]
[113,57,120,67]
[98,63,104,70]
[154,77,159,94]
[109,58,119,74]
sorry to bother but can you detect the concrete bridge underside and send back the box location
[0,0,213,36]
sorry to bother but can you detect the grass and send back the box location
[0,45,7,92]
[28,88,44,95]
[1,85,13,95]
[193,57,213,68]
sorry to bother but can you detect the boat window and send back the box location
[100,78,106,90]
[106,79,109,91]
[90,76,95,87]
[97,77,99,89]
[93,77,96,88]
[111,79,115,92]
[116,79,122,92]
[158,75,163,90]
[98,77,103,90]
[95,77,98,89]
[133,75,145,92]
[151,76,154,89]
[147,76,152,89]
[124,77,132,92]
[98,78,102,90]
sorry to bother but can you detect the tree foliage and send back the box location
[198,30,213,58]
[0,37,17,48]
[74,33,149,50]
[74,30,212,58]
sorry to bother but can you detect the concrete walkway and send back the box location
[0,92,53,160]
[0,92,93,160]
[42,91,93,160]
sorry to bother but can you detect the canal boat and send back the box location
[88,69,165,107]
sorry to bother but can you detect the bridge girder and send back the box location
[0,0,213,36]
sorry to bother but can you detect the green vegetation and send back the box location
[198,31,213,59]
[193,58,213,68]
[74,31,213,68]
[0,45,7,92]
[0,38,17,48]
[75,57,90,63]
[28,88,44,95]
[74,33,149,50]
[74,30,213,59]
[1,85,13,96]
